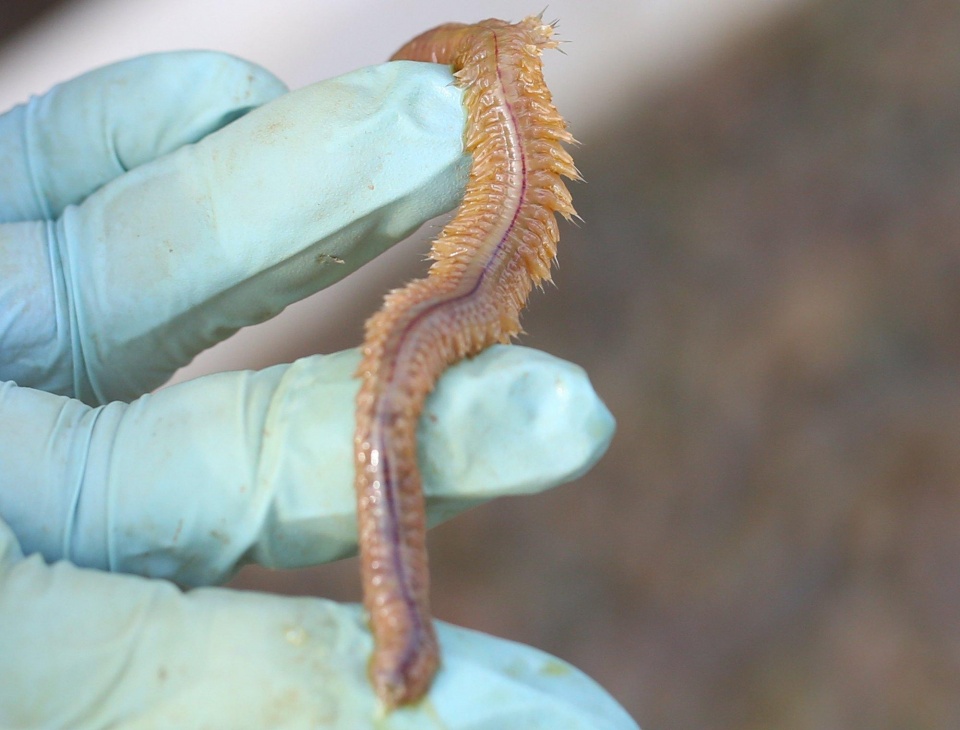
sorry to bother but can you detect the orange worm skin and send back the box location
[354,16,577,709]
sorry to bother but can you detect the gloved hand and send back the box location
[0,52,636,728]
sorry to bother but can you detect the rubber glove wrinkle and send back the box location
[0,380,107,566]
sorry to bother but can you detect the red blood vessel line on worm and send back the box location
[353,15,578,709]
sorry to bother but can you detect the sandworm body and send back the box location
[354,16,577,708]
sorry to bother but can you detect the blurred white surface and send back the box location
[0,0,800,382]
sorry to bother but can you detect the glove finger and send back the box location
[1,61,468,404]
[254,346,615,573]
[0,346,614,586]
[0,51,288,223]
[0,522,636,729]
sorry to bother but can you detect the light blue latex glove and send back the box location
[0,52,635,728]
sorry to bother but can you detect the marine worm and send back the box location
[354,15,578,708]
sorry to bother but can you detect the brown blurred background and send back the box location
[5,0,960,727]
[518,0,960,724]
